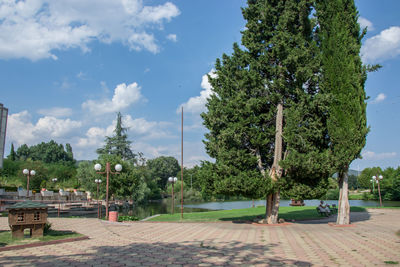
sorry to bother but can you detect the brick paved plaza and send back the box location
[0,208,399,266]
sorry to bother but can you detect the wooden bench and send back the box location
[316,207,330,216]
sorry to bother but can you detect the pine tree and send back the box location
[316,0,369,224]
[66,143,74,162]
[96,112,136,161]
[203,0,331,224]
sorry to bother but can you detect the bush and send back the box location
[325,188,339,200]
[118,215,139,222]
[44,222,52,234]
[362,192,375,200]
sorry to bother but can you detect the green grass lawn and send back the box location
[0,229,83,247]
[148,206,367,222]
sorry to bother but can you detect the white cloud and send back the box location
[76,71,86,80]
[82,82,144,115]
[134,141,210,167]
[167,33,177,42]
[370,93,386,104]
[178,70,216,114]
[358,17,374,31]
[76,125,114,149]
[7,111,82,146]
[37,107,73,117]
[362,151,397,160]
[361,26,400,63]
[76,115,173,152]
[123,115,173,140]
[0,0,180,60]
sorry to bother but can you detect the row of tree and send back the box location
[201,0,378,225]
[8,141,74,164]
[357,167,400,201]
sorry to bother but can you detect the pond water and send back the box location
[183,199,400,210]
[121,198,400,220]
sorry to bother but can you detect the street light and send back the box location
[372,175,383,207]
[168,177,178,214]
[95,179,102,219]
[51,178,60,217]
[370,178,375,193]
[94,163,122,220]
[22,169,36,198]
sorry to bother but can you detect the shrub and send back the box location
[325,188,339,200]
[362,192,375,200]
[118,215,139,222]
[44,222,52,234]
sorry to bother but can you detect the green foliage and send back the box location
[96,112,136,161]
[44,222,52,234]
[358,167,383,189]
[0,159,22,180]
[15,140,75,163]
[8,143,16,161]
[148,206,366,223]
[40,180,47,189]
[118,215,139,222]
[19,160,48,190]
[202,0,331,201]
[317,0,368,174]
[147,156,180,190]
[348,175,359,190]
[75,161,99,196]
[324,189,339,200]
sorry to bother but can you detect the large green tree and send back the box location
[316,0,369,225]
[203,0,331,224]
[97,112,136,161]
[14,141,74,163]
[147,156,180,190]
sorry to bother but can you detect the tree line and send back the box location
[0,0,393,226]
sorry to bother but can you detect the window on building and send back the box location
[17,212,24,222]
[34,211,40,221]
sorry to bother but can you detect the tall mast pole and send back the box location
[181,106,184,220]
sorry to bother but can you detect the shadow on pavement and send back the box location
[0,239,312,266]
[219,211,371,225]
[294,211,371,224]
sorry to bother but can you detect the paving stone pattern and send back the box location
[0,209,399,266]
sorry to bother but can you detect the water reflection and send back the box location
[118,198,209,219]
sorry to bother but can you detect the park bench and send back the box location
[316,203,337,216]
[316,206,330,216]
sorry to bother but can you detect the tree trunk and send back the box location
[265,103,283,224]
[336,169,350,225]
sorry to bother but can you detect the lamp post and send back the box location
[95,179,102,219]
[51,178,59,216]
[372,175,383,207]
[94,163,122,220]
[370,178,375,193]
[22,169,36,198]
[168,177,178,214]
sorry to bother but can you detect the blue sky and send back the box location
[1,0,400,170]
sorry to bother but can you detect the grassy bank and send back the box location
[148,206,366,222]
[0,229,83,247]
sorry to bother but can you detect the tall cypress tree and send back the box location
[316,0,369,224]
[8,143,16,161]
[203,0,331,224]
